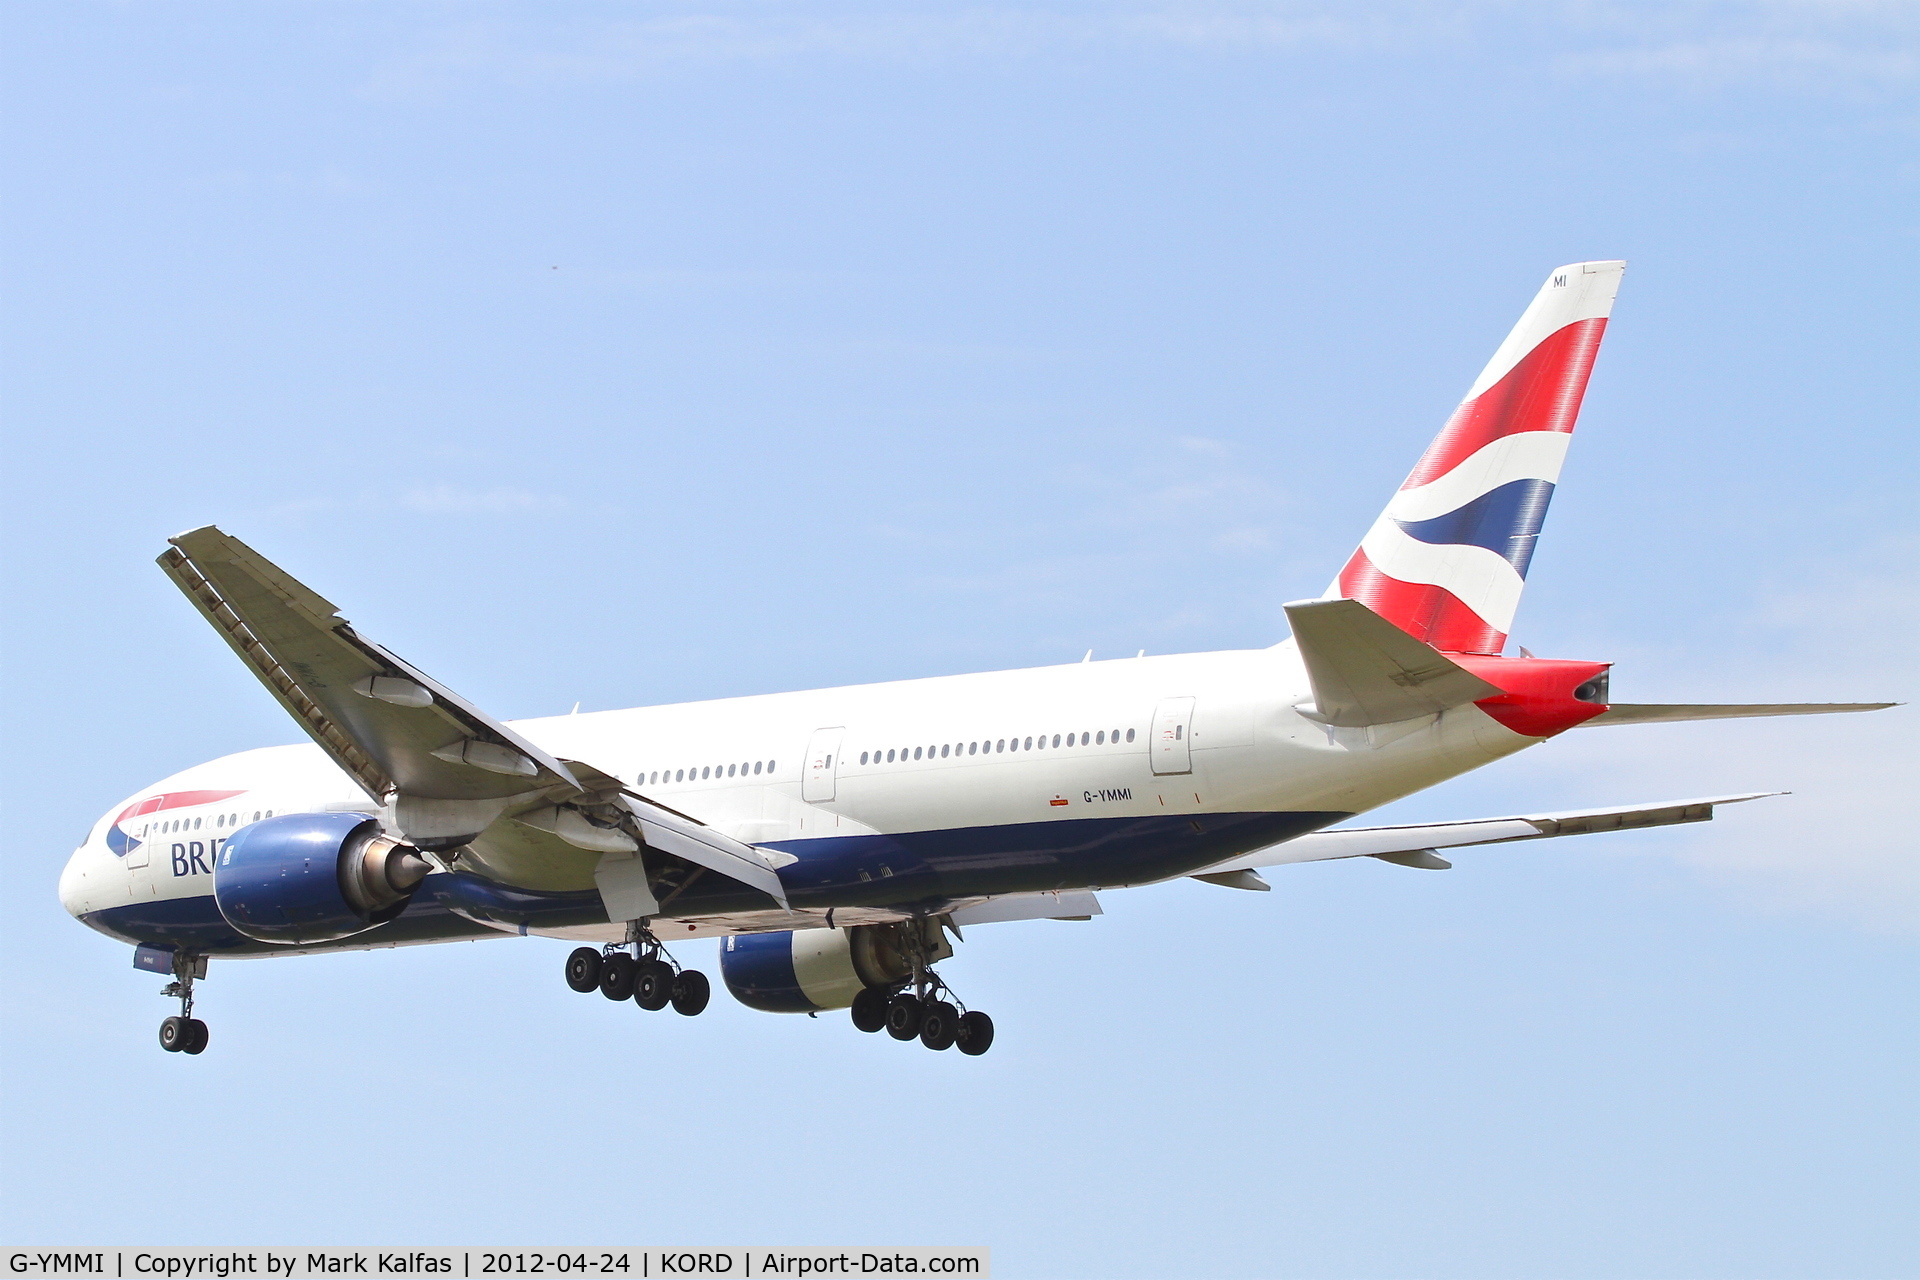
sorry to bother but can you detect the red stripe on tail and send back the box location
[1402,317,1607,489]
[1335,547,1507,655]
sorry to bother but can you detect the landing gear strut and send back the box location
[158,953,209,1055]
[847,918,995,1055]
[563,922,710,1019]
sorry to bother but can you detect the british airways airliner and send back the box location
[59,261,1891,1056]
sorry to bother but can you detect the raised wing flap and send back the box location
[160,527,581,803]
[621,795,790,908]
[1284,598,1503,727]
[1197,792,1779,874]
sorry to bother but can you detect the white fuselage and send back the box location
[61,643,1534,952]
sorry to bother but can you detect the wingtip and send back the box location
[168,524,223,548]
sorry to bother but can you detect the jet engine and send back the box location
[213,812,432,945]
[719,922,942,1013]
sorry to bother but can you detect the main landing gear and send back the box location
[848,921,994,1056]
[565,926,710,1018]
[158,953,210,1055]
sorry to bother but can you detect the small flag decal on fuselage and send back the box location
[1049,794,1070,807]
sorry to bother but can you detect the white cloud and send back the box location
[361,1,1918,97]
[1537,542,1919,934]
[399,486,568,515]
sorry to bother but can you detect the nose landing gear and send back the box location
[563,923,710,1019]
[157,953,210,1055]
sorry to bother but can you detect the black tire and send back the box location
[634,959,674,1011]
[919,1001,959,1051]
[182,1019,210,1055]
[850,987,889,1033]
[884,993,924,1041]
[565,947,603,993]
[956,1010,995,1056]
[670,969,711,1016]
[598,953,637,1001]
[158,1016,188,1053]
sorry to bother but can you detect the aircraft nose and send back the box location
[58,841,95,919]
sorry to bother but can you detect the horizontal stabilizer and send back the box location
[1195,792,1779,875]
[1283,598,1502,727]
[1583,702,1896,727]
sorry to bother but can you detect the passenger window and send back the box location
[861,752,869,765]
[1126,728,1136,742]
[940,744,949,758]
[1051,734,1061,747]
[754,761,763,774]
[675,769,684,782]
[968,742,977,755]
[912,747,921,760]
[1111,729,1120,741]
[996,739,1005,753]
[723,764,732,777]
[1023,737,1032,750]
[884,749,893,763]
[1097,731,1105,744]
[768,761,775,773]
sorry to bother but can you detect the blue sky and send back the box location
[2,3,1915,1274]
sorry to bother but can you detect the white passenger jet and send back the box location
[60,261,1891,1056]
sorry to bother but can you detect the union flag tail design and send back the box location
[1330,260,1626,654]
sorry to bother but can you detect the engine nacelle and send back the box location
[720,922,939,1013]
[213,813,432,945]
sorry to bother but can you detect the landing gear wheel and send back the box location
[182,1019,210,1055]
[919,1001,959,1051]
[159,1016,189,1053]
[670,969,711,1016]
[850,987,889,1033]
[565,947,603,993]
[885,994,925,1041]
[955,1010,994,1056]
[598,953,637,1001]
[634,959,675,1011]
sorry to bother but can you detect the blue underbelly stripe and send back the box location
[81,810,1350,951]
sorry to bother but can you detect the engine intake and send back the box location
[214,813,431,945]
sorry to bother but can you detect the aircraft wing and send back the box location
[1192,792,1778,875]
[160,526,580,804]
[158,526,787,908]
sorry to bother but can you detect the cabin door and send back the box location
[1149,697,1195,776]
[802,727,845,802]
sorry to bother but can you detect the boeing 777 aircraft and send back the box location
[59,261,1892,1056]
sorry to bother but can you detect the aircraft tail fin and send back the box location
[1329,260,1626,654]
